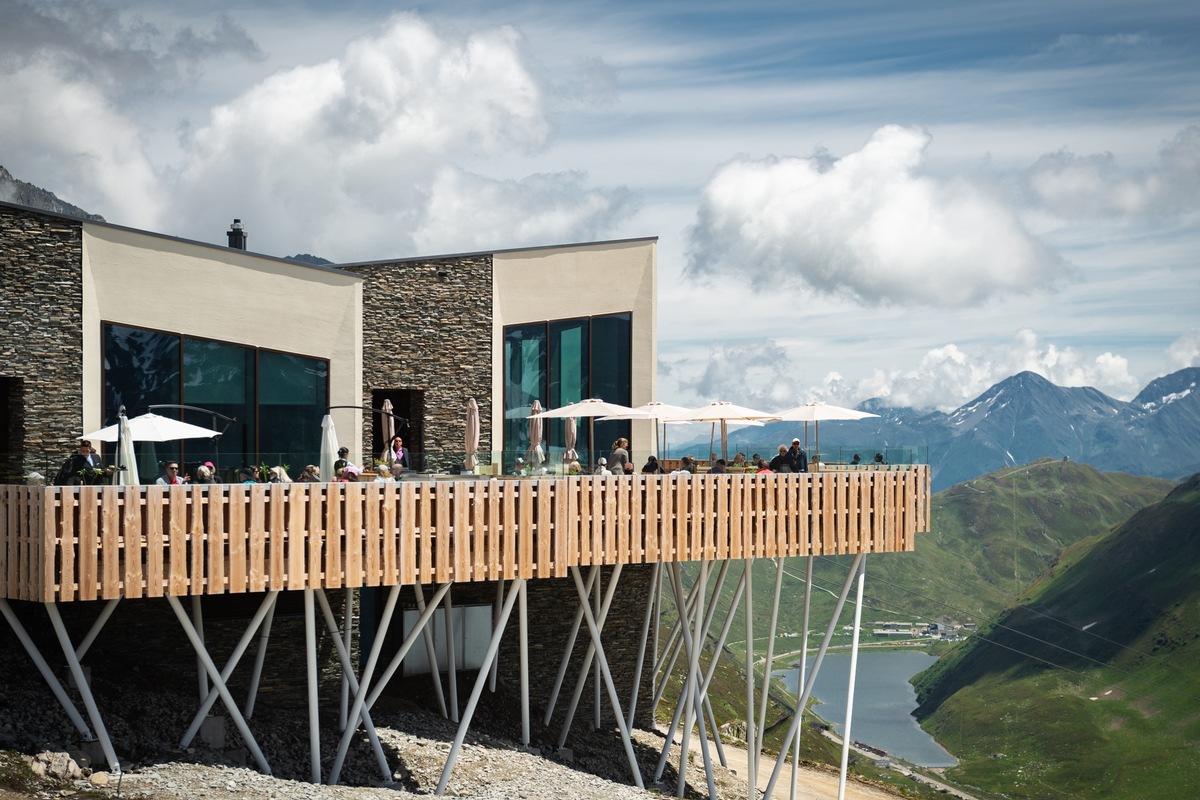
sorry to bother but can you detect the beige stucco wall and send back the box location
[79,224,363,436]
[491,238,657,451]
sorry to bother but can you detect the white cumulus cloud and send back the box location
[170,14,633,259]
[685,125,1070,307]
[1025,125,1200,219]
[1166,330,1200,370]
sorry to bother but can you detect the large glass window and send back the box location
[502,313,631,468]
[101,323,329,475]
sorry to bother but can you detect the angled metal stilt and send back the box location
[166,595,270,774]
[837,555,867,800]
[435,578,525,795]
[763,552,864,800]
[0,599,93,739]
[44,603,120,774]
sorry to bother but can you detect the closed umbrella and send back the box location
[319,414,340,482]
[666,401,779,462]
[465,397,480,471]
[772,401,880,463]
[533,398,636,470]
[527,400,545,466]
[115,407,140,486]
[382,399,396,455]
[564,416,578,464]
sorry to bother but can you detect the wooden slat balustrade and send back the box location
[0,468,930,603]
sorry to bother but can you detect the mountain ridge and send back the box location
[713,367,1200,490]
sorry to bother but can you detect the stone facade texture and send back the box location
[0,205,84,483]
[341,256,493,472]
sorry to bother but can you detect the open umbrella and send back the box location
[465,398,480,471]
[773,401,880,462]
[533,398,636,470]
[84,412,220,443]
[527,400,545,466]
[600,401,693,457]
[666,401,779,461]
[319,414,340,482]
[114,407,140,486]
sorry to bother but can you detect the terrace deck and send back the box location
[1,468,929,603]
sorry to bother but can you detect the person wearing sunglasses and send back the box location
[156,462,188,486]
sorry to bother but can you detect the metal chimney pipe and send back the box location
[227,218,247,250]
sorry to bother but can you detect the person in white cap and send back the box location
[788,438,809,473]
[595,456,612,475]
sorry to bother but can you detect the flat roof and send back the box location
[1,198,657,275]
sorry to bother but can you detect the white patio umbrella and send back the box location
[533,398,636,470]
[773,401,880,461]
[319,414,340,482]
[600,401,693,457]
[115,408,140,486]
[527,400,545,465]
[84,412,220,443]
[666,401,780,461]
[464,398,480,471]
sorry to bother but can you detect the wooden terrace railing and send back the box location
[1,468,929,603]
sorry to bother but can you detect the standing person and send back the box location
[53,439,104,486]
[334,447,357,473]
[787,438,809,473]
[609,437,630,472]
[156,461,188,485]
[769,445,792,473]
[380,435,410,470]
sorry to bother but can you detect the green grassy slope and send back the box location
[911,474,1200,799]
[719,460,1172,663]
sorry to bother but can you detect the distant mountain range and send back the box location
[712,368,1200,491]
[0,165,104,221]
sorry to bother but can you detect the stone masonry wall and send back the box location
[0,205,84,482]
[340,256,493,469]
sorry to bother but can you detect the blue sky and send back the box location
[2,0,1197,411]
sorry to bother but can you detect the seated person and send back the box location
[850,453,861,466]
[874,452,886,464]
[641,455,663,474]
[709,458,728,474]
[731,453,748,468]
[755,459,773,473]
[768,445,792,473]
[296,464,321,482]
[373,464,394,483]
[595,457,612,476]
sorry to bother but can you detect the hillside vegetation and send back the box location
[911,474,1200,799]
[716,460,1171,664]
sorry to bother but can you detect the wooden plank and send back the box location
[55,490,76,602]
[122,485,144,599]
[100,487,123,599]
[415,485,431,585]
[365,483,381,587]
[324,484,343,590]
[603,479,617,566]
[452,482,470,582]
[518,480,534,579]
[435,482,451,583]
[470,484,485,582]
[627,475,642,564]
[203,486,223,595]
[246,484,266,592]
[401,483,418,586]
[485,480,500,580]
[500,481,516,581]
[380,483,397,585]
[226,485,247,594]
[287,483,308,590]
[185,485,205,594]
[536,479,552,577]
[346,483,364,587]
[76,489,97,601]
[266,484,285,590]
[37,490,56,603]
[553,478,569,577]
